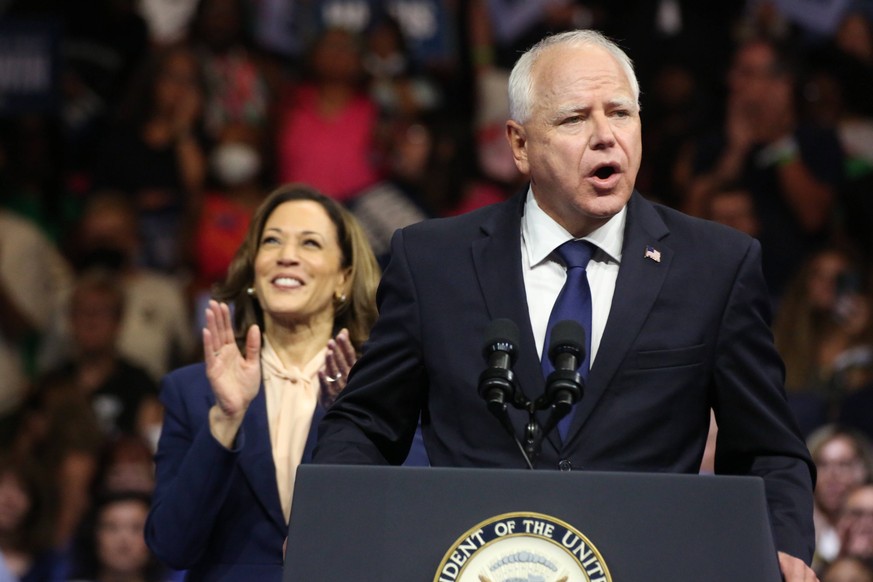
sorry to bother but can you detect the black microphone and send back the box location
[478,318,521,414]
[538,320,586,435]
[478,318,534,469]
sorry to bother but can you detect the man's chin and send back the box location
[580,192,629,219]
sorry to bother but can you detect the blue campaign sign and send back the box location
[0,19,60,115]
[773,0,853,35]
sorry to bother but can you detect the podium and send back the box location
[284,465,782,581]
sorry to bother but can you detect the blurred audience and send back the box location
[91,435,156,499]
[773,247,873,414]
[0,208,73,445]
[450,67,525,215]
[58,193,196,383]
[637,56,714,208]
[808,425,873,571]
[701,182,761,238]
[11,383,104,553]
[194,121,266,300]
[472,0,607,71]
[0,116,73,242]
[67,492,171,582]
[350,115,438,264]
[363,15,441,119]
[275,28,382,202]
[0,455,64,581]
[60,0,150,190]
[839,378,873,444]
[35,270,161,445]
[838,484,873,569]
[136,0,199,46]
[188,0,280,141]
[678,36,844,298]
[92,43,208,274]
[822,555,873,582]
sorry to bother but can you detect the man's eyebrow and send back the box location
[608,97,639,110]
[549,99,639,121]
[552,104,590,118]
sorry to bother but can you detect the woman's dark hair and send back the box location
[0,454,56,556]
[68,491,166,582]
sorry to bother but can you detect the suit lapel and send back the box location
[237,384,288,532]
[471,193,560,456]
[564,193,672,442]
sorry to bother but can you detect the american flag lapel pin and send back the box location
[644,245,661,263]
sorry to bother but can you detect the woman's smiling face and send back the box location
[253,200,348,329]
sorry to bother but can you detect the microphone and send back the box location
[538,320,586,436]
[478,319,534,469]
[478,318,521,414]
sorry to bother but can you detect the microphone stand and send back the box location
[480,362,580,467]
[480,369,536,470]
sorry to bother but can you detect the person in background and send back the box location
[678,36,843,298]
[821,556,873,582]
[35,269,161,444]
[91,434,157,498]
[838,485,873,570]
[274,28,382,202]
[11,381,105,555]
[444,67,525,217]
[0,208,73,446]
[187,0,278,141]
[193,121,266,306]
[59,192,196,384]
[350,110,474,265]
[93,42,208,274]
[0,455,64,582]
[701,182,761,238]
[146,184,389,580]
[773,247,873,413]
[807,425,873,571]
[68,492,171,582]
[363,15,441,120]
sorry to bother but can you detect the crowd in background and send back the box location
[1,0,873,579]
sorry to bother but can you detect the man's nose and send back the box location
[589,114,616,149]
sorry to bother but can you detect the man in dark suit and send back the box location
[313,29,818,581]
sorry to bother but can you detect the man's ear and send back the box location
[506,120,530,176]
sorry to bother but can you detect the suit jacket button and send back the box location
[558,459,572,471]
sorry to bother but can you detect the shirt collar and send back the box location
[522,186,626,266]
[261,334,327,381]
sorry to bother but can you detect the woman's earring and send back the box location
[246,287,255,296]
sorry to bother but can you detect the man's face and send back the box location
[507,44,641,237]
[728,42,778,102]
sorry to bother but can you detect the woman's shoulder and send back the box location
[159,363,215,416]
[161,363,209,393]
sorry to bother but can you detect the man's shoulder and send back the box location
[645,196,755,245]
[630,195,758,269]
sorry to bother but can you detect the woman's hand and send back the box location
[318,328,356,406]
[203,300,261,447]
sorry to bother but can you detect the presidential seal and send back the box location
[434,512,612,582]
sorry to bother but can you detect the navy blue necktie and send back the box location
[542,239,594,440]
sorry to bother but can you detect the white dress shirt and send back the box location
[521,188,626,365]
